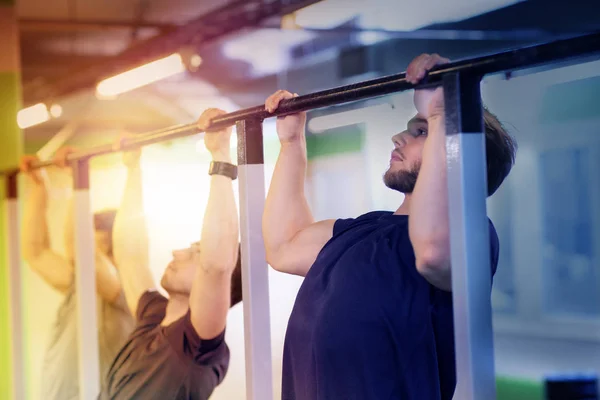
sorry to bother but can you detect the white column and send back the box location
[5,174,24,400]
[236,119,274,400]
[444,73,496,400]
[73,160,100,399]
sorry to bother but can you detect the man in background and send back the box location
[20,145,138,400]
[99,108,242,400]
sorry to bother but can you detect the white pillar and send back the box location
[5,174,24,400]
[73,160,100,399]
[236,119,274,400]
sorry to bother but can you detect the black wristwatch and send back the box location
[208,161,238,180]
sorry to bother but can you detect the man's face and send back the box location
[383,114,428,194]
[160,244,199,295]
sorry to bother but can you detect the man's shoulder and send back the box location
[136,290,168,320]
[333,211,395,234]
[356,211,394,220]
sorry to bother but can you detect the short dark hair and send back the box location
[483,107,517,196]
[230,248,243,308]
[94,209,117,256]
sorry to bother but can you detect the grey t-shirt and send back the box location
[41,286,134,400]
[99,290,229,400]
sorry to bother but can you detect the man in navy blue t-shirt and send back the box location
[262,54,517,399]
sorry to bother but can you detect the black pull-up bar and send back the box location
[2,31,599,176]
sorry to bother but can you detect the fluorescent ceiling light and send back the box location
[96,53,186,97]
[17,103,50,129]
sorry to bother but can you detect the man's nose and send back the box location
[392,132,407,148]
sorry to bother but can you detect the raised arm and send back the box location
[20,156,73,292]
[406,54,452,291]
[53,147,124,305]
[189,108,240,339]
[262,90,334,277]
[111,141,155,316]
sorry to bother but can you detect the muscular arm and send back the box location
[408,113,452,291]
[112,162,155,316]
[190,148,240,340]
[21,176,73,292]
[262,92,334,277]
[406,56,454,291]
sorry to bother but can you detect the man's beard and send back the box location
[383,161,421,194]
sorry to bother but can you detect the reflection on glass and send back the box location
[540,147,600,317]
[490,181,517,314]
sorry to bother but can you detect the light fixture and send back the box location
[190,55,203,68]
[49,104,63,118]
[17,103,50,129]
[96,53,186,98]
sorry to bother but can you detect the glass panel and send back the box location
[489,181,517,314]
[540,147,600,317]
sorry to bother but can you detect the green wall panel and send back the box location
[306,124,364,160]
[540,76,600,123]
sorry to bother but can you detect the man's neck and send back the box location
[161,293,189,326]
[395,193,412,215]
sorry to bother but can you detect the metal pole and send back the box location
[5,173,24,400]
[72,159,100,399]
[236,119,273,400]
[443,72,496,400]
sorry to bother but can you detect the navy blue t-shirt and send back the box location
[282,211,499,400]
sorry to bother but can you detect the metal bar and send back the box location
[5,173,25,400]
[236,119,273,400]
[443,72,495,400]
[72,159,101,399]
[4,31,600,177]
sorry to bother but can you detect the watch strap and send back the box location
[208,161,238,180]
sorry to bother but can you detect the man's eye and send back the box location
[417,129,427,136]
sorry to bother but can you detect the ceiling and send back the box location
[14,0,600,154]
[18,0,224,91]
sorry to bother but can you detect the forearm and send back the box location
[21,183,51,261]
[191,151,239,339]
[198,152,239,271]
[21,182,73,290]
[95,252,123,304]
[263,139,314,257]
[112,165,154,314]
[409,116,450,269]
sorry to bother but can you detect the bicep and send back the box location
[267,219,335,277]
[95,252,124,306]
[422,219,500,292]
[26,250,73,292]
[189,271,232,340]
[117,261,157,317]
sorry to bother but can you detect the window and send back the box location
[539,147,600,317]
